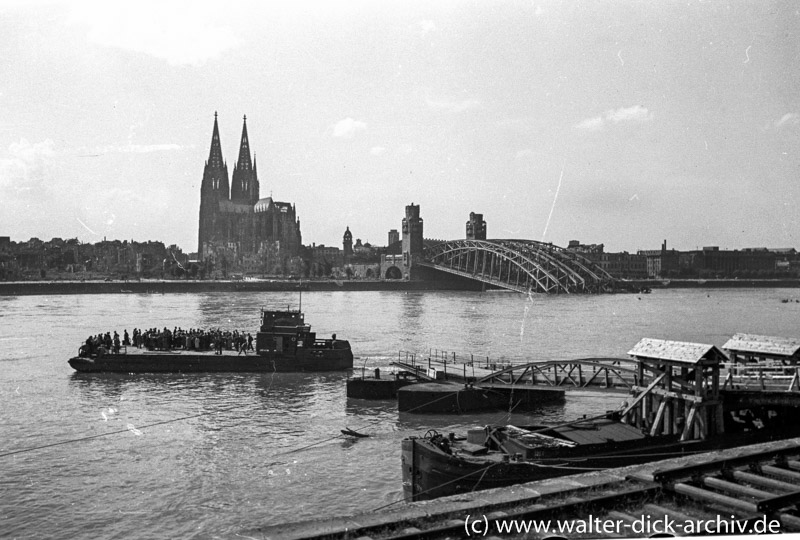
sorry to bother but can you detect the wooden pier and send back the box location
[392,351,637,392]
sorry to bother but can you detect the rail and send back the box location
[722,363,800,392]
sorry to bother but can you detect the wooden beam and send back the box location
[649,398,667,436]
[701,477,774,499]
[621,372,666,419]
[531,365,555,386]
[680,403,698,441]
[730,470,798,492]
[671,483,757,513]
[630,386,710,403]
[512,365,530,385]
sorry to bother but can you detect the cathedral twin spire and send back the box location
[207,111,224,171]
[236,115,253,172]
[205,112,260,205]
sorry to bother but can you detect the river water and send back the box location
[2,288,799,538]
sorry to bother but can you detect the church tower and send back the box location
[198,112,229,258]
[343,226,353,261]
[230,115,259,205]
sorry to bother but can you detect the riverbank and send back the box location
[0,278,481,296]
[625,278,800,289]
[0,277,797,296]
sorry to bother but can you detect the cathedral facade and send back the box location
[198,113,302,274]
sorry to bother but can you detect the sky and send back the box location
[1,0,798,253]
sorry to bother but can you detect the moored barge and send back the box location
[68,307,353,373]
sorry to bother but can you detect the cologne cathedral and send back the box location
[198,113,302,272]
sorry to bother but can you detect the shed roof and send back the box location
[721,333,800,358]
[628,338,727,365]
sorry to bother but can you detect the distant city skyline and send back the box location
[1,1,798,253]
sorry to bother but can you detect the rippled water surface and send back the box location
[2,289,799,538]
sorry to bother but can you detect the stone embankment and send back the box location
[0,279,477,296]
[0,278,797,296]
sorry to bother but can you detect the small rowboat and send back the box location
[341,427,369,438]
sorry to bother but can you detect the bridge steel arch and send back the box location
[420,239,614,294]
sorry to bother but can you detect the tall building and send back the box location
[466,212,486,240]
[198,113,302,272]
[401,203,424,276]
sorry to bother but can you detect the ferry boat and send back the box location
[68,307,353,373]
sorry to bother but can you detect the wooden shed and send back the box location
[622,338,727,440]
[721,333,800,391]
[722,333,800,365]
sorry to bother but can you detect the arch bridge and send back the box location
[420,239,614,294]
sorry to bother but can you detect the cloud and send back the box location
[332,117,367,139]
[69,1,240,66]
[574,116,605,131]
[775,113,799,129]
[426,97,480,113]
[607,105,652,124]
[0,138,55,194]
[370,146,386,156]
[575,105,653,131]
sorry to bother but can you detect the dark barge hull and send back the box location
[401,428,796,501]
[69,349,353,373]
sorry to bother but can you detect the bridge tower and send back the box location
[466,212,486,240]
[401,203,424,279]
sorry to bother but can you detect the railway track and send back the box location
[255,442,800,539]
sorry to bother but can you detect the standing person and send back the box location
[247,333,254,351]
[123,330,130,346]
[113,332,121,354]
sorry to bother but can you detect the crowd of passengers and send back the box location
[79,327,255,357]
